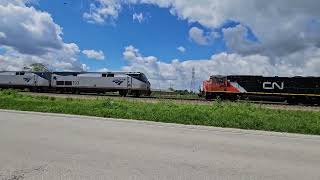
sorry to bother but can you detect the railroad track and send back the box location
[21,91,320,109]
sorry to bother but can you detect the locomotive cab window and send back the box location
[211,76,226,84]
[127,73,149,83]
[16,72,25,76]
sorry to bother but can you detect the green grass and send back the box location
[151,91,200,99]
[0,89,319,135]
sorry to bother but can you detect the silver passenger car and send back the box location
[51,72,151,96]
[0,71,151,97]
[0,71,51,91]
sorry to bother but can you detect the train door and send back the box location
[33,73,38,87]
[127,76,132,90]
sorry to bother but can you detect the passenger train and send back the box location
[0,71,151,97]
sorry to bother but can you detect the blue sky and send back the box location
[36,1,230,71]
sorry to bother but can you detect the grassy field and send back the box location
[0,89,319,135]
[151,91,200,99]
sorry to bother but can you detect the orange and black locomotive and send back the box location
[200,75,320,105]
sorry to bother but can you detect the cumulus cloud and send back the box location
[0,43,82,71]
[188,27,210,45]
[133,12,145,23]
[0,3,63,55]
[223,25,261,55]
[97,68,109,72]
[135,0,320,57]
[83,0,121,24]
[82,49,105,60]
[177,46,186,53]
[0,32,6,39]
[0,1,86,71]
[89,0,320,77]
[122,45,320,90]
[0,0,35,6]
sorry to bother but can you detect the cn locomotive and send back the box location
[200,75,320,105]
[0,71,151,97]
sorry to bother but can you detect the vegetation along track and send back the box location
[1,89,320,135]
[22,92,320,112]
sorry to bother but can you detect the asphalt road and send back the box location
[0,110,319,180]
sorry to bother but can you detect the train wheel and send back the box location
[287,97,299,105]
[75,89,81,95]
[204,93,212,100]
[37,88,43,93]
[205,93,215,100]
[119,90,127,97]
[72,89,80,94]
[134,91,141,98]
[225,94,238,101]
[31,87,38,93]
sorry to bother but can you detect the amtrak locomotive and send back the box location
[200,75,320,105]
[0,71,151,97]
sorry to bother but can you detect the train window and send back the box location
[16,72,25,75]
[127,73,149,83]
[107,74,114,77]
[102,74,107,77]
[56,81,64,85]
[65,81,72,86]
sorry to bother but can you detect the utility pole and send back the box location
[190,67,195,93]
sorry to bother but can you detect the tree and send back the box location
[168,87,175,92]
[24,63,50,72]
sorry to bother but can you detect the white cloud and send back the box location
[133,12,145,23]
[0,3,63,55]
[97,68,109,72]
[211,31,221,39]
[0,1,85,71]
[188,27,220,45]
[223,25,260,55]
[0,32,6,39]
[82,49,105,60]
[81,64,90,72]
[136,0,320,56]
[0,0,35,6]
[177,46,186,53]
[188,27,209,45]
[83,0,121,24]
[89,0,320,77]
[0,43,84,71]
[122,45,320,90]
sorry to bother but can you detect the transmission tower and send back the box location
[190,67,196,92]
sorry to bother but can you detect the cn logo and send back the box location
[263,82,284,90]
